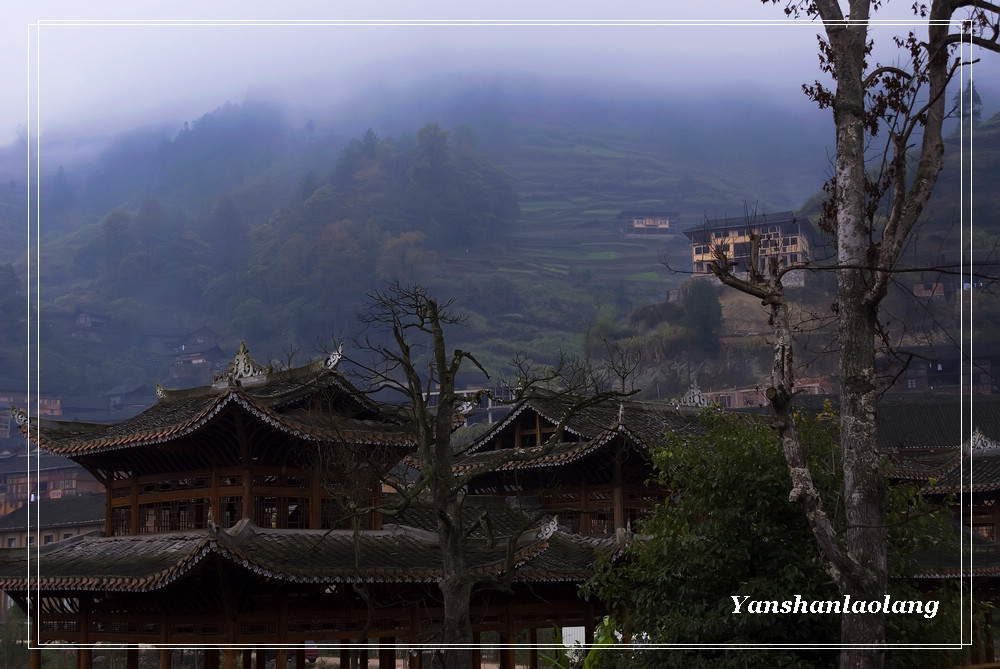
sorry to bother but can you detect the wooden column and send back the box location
[29,648,41,669]
[130,474,139,536]
[294,648,305,669]
[340,641,351,669]
[612,446,624,531]
[255,649,267,669]
[585,603,596,646]
[158,649,172,669]
[77,648,93,669]
[222,648,238,669]
[309,467,322,528]
[580,480,591,535]
[528,628,538,669]
[500,603,515,669]
[409,607,421,669]
[275,648,287,669]
[379,638,395,669]
[241,648,253,669]
[472,631,482,669]
[205,647,220,669]
[126,648,140,669]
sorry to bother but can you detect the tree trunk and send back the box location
[828,9,887,665]
[436,498,474,669]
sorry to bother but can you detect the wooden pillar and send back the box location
[500,603,515,669]
[77,648,93,669]
[612,447,624,531]
[378,638,395,669]
[340,641,352,669]
[409,606,421,669]
[241,648,253,669]
[472,632,482,669]
[528,628,538,669]
[127,648,140,669]
[275,647,288,669]
[205,647,220,669]
[223,648,238,669]
[30,648,42,669]
[158,649,172,669]
[254,649,267,669]
[294,648,305,669]
[130,476,140,534]
[584,601,597,649]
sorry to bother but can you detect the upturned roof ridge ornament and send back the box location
[537,515,558,540]
[11,405,27,427]
[325,342,344,370]
[213,342,268,384]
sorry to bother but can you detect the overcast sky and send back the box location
[3,1,997,149]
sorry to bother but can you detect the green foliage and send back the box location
[582,410,961,668]
[0,605,28,669]
[680,278,722,354]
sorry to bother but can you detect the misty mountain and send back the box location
[0,77,992,397]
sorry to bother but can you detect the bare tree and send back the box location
[710,3,1000,668]
[349,282,635,669]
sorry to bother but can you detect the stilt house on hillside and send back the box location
[682,210,820,286]
[0,343,698,669]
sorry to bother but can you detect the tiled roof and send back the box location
[877,394,1000,450]
[893,448,1000,495]
[0,493,105,531]
[17,357,415,456]
[458,392,701,459]
[0,513,612,592]
[913,521,1000,579]
[451,424,644,474]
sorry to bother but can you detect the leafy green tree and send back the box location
[583,410,961,669]
[680,278,722,354]
[0,602,28,669]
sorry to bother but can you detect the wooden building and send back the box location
[615,211,676,237]
[0,344,693,668]
[682,211,818,286]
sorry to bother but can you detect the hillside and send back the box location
[0,85,990,400]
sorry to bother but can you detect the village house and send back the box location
[615,211,676,237]
[682,210,819,286]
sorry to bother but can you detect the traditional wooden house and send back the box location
[0,345,643,669]
[682,210,819,286]
[615,211,676,237]
[450,391,701,536]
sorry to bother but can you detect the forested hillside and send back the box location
[0,85,992,399]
